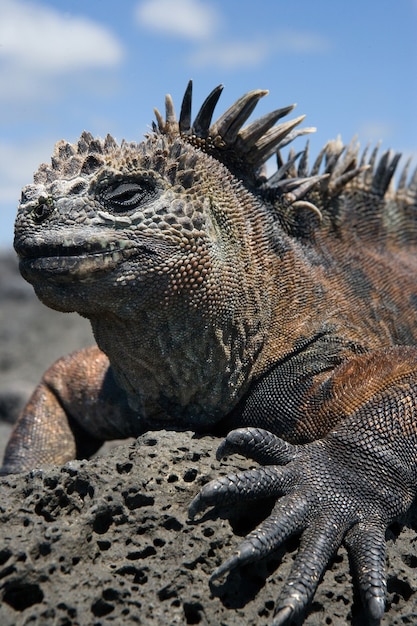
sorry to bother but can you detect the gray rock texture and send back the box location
[0,252,416,625]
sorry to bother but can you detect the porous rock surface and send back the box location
[0,253,416,625]
[0,432,417,626]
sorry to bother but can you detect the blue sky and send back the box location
[0,0,416,248]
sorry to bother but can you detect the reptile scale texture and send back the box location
[2,81,417,625]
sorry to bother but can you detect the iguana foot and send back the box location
[189,427,393,624]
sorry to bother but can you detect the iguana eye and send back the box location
[100,180,157,213]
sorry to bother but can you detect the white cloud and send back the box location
[273,30,329,54]
[191,40,270,70]
[135,0,328,70]
[0,0,124,72]
[358,121,395,143]
[190,30,329,70]
[135,0,220,40]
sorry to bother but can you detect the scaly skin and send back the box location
[3,82,417,624]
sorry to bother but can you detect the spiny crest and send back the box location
[155,82,417,223]
[33,81,416,228]
[33,127,203,193]
[153,80,316,181]
[275,137,417,205]
[34,132,118,184]
[35,80,320,209]
[271,137,417,240]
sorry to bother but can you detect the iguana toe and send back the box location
[216,426,297,465]
[345,522,387,620]
[188,464,294,519]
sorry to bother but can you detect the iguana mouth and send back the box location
[15,238,157,283]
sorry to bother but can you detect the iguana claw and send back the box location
[271,606,294,626]
[189,426,401,623]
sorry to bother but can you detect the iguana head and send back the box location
[14,81,318,319]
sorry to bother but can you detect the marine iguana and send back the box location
[2,81,417,625]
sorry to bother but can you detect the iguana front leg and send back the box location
[190,347,417,624]
[1,346,136,474]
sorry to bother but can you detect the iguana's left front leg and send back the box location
[1,345,136,474]
[190,347,417,624]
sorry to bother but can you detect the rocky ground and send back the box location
[0,250,416,625]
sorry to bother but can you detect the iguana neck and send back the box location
[89,301,269,429]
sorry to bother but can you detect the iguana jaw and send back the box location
[15,232,167,284]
